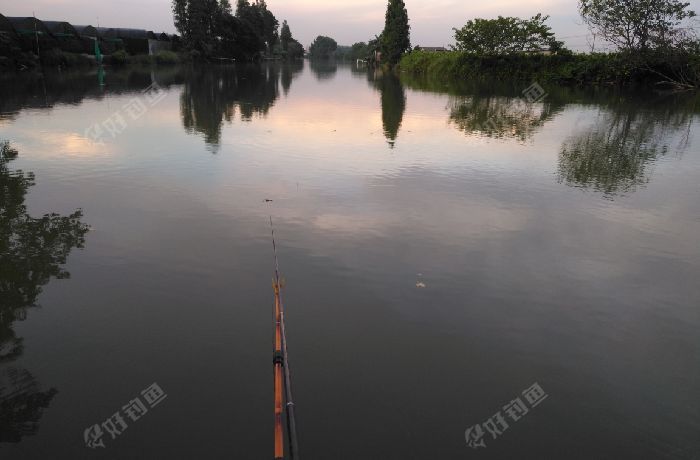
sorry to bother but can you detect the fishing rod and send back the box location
[268,209,299,460]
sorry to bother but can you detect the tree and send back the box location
[381,0,411,65]
[219,0,232,15]
[351,42,369,60]
[579,0,697,52]
[171,0,221,53]
[172,0,189,39]
[174,0,280,58]
[453,14,562,54]
[287,39,304,59]
[236,0,250,17]
[280,20,292,51]
[235,0,278,53]
[309,36,337,59]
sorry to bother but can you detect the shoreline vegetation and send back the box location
[397,0,700,90]
[398,50,700,88]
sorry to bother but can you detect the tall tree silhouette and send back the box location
[381,0,411,65]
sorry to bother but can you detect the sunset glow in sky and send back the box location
[2,0,699,51]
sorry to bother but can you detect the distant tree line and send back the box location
[309,0,410,65]
[171,0,303,60]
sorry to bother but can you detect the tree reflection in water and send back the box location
[179,64,301,151]
[448,94,563,142]
[281,60,304,96]
[558,103,695,198]
[378,74,406,147]
[0,141,89,443]
[309,60,338,81]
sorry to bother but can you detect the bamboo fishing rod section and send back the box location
[270,215,299,460]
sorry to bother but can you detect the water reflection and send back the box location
[448,95,563,141]
[0,141,89,442]
[402,73,564,141]
[309,60,338,81]
[558,100,696,197]
[0,68,184,123]
[179,64,299,151]
[281,60,304,96]
[373,73,406,147]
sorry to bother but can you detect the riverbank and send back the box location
[0,48,186,72]
[399,50,700,89]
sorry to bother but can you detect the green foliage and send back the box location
[286,40,304,59]
[173,0,279,59]
[219,0,232,15]
[399,49,700,86]
[110,49,129,66]
[579,0,697,52]
[39,49,93,68]
[236,0,279,50]
[453,14,562,54]
[154,50,181,65]
[280,20,292,51]
[309,36,337,59]
[381,0,411,65]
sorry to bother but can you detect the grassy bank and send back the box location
[400,50,700,88]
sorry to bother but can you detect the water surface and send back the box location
[1,63,699,459]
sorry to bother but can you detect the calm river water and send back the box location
[1,62,699,459]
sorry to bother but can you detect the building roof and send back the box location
[0,14,17,36]
[94,27,157,40]
[42,21,80,38]
[73,25,99,37]
[6,17,52,36]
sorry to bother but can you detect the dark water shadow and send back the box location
[0,141,89,443]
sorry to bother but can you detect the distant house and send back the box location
[7,17,52,38]
[42,21,79,39]
[419,46,447,52]
[0,14,17,38]
[74,25,99,38]
[6,17,56,52]
[43,21,84,52]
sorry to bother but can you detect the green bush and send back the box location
[154,50,180,65]
[110,49,129,66]
[39,48,93,68]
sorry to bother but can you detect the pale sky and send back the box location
[2,0,699,51]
